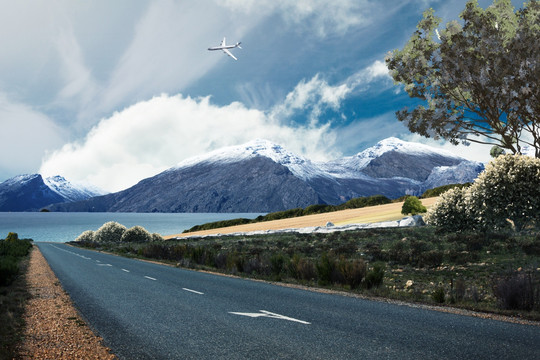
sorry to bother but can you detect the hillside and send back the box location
[166,197,439,238]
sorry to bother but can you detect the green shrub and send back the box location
[401,196,427,215]
[151,233,164,242]
[0,256,19,286]
[493,271,538,311]
[120,226,152,243]
[316,253,335,286]
[5,232,18,242]
[94,222,127,243]
[0,238,32,258]
[338,259,366,289]
[432,287,446,303]
[365,263,385,289]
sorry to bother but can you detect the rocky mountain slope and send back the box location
[47,138,484,213]
[0,174,105,211]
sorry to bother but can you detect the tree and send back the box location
[401,196,427,215]
[386,0,540,157]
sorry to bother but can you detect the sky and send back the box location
[0,0,525,192]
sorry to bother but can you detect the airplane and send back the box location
[208,37,242,60]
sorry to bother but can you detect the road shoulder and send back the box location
[16,246,116,359]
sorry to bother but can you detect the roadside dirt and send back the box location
[16,246,116,359]
[167,197,439,238]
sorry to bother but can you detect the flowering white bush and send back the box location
[75,230,95,243]
[426,155,540,232]
[424,187,472,232]
[120,226,152,243]
[94,221,127,243]
[471,154,540,231]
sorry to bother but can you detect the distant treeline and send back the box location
[184,195,392,233]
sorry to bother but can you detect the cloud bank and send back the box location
[39,94,337,192]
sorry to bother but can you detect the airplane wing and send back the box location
[221,37,226,46]
[222,48,237,60]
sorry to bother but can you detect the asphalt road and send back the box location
[37,242,540,360]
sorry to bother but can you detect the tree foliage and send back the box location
[401,196,427,215]
[386,0,540,157]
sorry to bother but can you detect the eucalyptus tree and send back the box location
[386,0,539,157]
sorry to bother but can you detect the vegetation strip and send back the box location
[0,233,32,359]
[72,224,540,322]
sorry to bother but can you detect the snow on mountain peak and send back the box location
[326,137,464,174]
[44,175,106,202]
[175,139,329,180]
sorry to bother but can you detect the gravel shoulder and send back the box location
[16,246,116,359]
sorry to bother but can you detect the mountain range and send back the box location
[39,137,484,213]
[0,174,104,211]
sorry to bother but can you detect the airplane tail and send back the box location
[236,42,242,49]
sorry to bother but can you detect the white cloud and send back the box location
[270,74,351,123]
[0,94,67,179]
[40,93,338,192]
[270,59,392,124]
[217,0,375,37]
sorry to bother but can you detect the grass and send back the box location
[0,236,34,359]
[0,253,31,360]
[73,226,540,321]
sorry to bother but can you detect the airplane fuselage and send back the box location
[208,44,241,50]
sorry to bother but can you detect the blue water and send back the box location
[0,212,263,243]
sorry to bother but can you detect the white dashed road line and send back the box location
[144,276,157,281]
[122,269,130,273]
[182,288,204,295]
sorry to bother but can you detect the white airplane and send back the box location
[208,37,242,60]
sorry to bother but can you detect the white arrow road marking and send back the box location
[228,310,311,325]
[182,288,204,295]
[144,276,157,281]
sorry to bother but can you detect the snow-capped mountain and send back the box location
[43,175,105,202]
[0,174,105,211]
[47,138,484,213]
[175,139,332,181]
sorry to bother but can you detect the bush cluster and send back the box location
[493,270,539,311]
[0,233,33,286]
[426,155,540,232]
[121,241,384,290]
[75,222,161,244]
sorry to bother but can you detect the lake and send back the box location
[0,212,263,243]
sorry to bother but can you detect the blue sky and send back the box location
[0,0,524,192]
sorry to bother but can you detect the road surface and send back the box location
[37,242,540,360]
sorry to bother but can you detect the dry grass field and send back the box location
[167,197,439,238]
